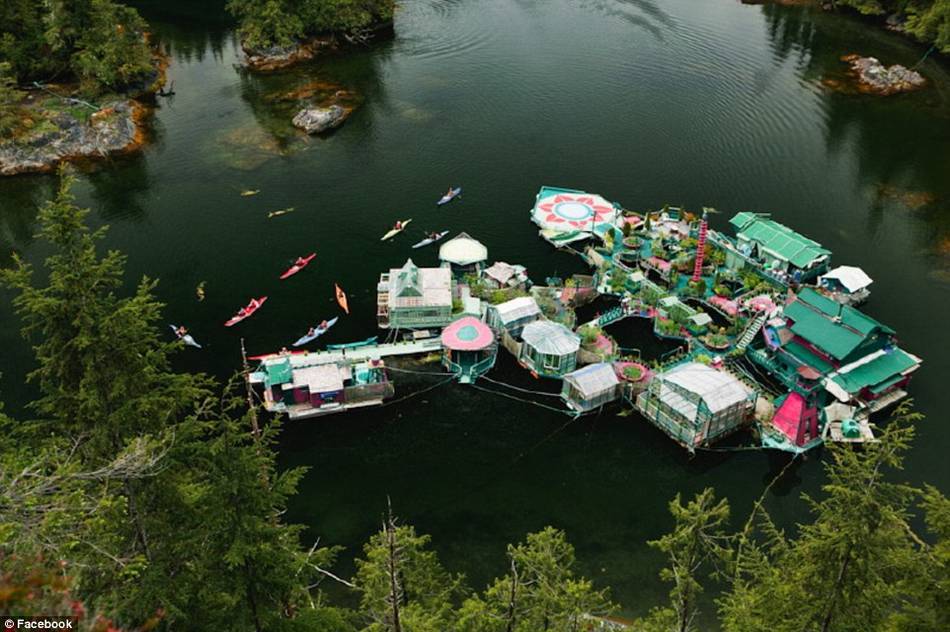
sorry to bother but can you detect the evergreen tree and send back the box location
[0,177,338,630]
[353,505,464,631]
[0,61,24,136]
[227,0,396,51]
[0,0,52,81]
[1,173,208,460]
[156,396,336,631]
[456,526,615,632]
[836,1,950,52]
[718,408,947,632]
[0,0,153,93]
[638,488,731,632]
[71,0,154,93]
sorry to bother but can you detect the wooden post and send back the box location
[241,338,261,440]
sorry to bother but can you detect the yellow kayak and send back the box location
[381,218,412,241]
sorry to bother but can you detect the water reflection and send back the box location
[0,177,55,265]
[758,2,950,275]
[86,155,154,222]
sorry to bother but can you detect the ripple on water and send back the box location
[396,0,504,61]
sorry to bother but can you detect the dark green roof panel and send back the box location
[730,212,831,269]
[832,348,919,394]
[784,301,865,360]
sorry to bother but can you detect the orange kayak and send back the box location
[335,283,349,314]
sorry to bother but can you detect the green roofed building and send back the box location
[750,286,920,412]
[729,212,831,282]
[377,258,454,329]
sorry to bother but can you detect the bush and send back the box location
[578,324,601,345]
[713,284,732,298]
[623,365,643,381]
[77,1,154,93]
[0,0,154,95]
[0,62,24,136]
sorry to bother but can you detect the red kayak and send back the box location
[224,296,268,327]
[279,253,316,280]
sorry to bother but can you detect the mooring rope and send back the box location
[478,374,563,397]
[470,382,578,417]
[32,81,99,110]
[379,375,455,408]
[912,44,937,70]
[385,365,450,377]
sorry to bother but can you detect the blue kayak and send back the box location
[169,324,201,349]
[292,317,339,347]
[436,187,462,206]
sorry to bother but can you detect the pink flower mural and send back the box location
[533,192,617,231]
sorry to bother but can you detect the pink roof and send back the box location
[647,256,671,271]
[441,317,494,351]
[773,391,806,442]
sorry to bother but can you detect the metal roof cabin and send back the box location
[486,295,543,337]
[635,361,756,452]
[561,363,621,412]
[518,319,580,377]
[729,212,831,282]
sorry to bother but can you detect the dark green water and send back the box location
[2,0,950,618]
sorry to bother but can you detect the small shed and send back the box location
[819,265,873,304]
[519,320,580,377]
[561,363,621,412]
[483,261,529,289]
[486,296,542,337]
[439,232,488,275]
[635,362,755,451]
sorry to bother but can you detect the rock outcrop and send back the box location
[842,54,926,96]
[241,21,395,72]
[0,100,150,176]
[292,105,349,134]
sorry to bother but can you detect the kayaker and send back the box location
[394,220,403,231]
[176,326,188,337]
[445,187,453,198]
[307,327,316,337]
[295,256,307,267]
[237,307,248,317]
[428,231,438,240]
[319,319,329,330]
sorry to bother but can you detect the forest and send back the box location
[0,0,154,93]
[0,176,947,631]
[226,0,396,52]
[837,0,950,51]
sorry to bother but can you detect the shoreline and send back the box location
[743,0,948,62]
[240,20,395,72]
[0,52,168,177]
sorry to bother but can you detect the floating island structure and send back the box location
[249,185,921,456]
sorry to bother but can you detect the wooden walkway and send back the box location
[284,337,443,366]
